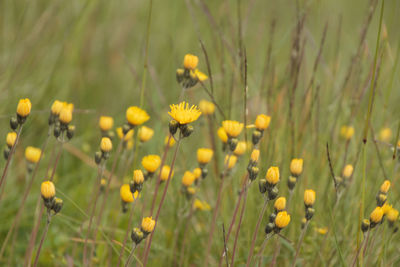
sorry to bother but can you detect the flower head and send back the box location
[316,227,328,235]
[266,166,280,185]
[138,126,154,143]
[217,127,228,143]
[141,217,156,234]
[250,149,260,163]
[183,54,199,70]
[340,125,354,140]
[274,197,286,211]
[25,146,42,163]
[100,137,112,153]
[133,170,144,184]
[370,207,383,224]
[51,100,63,115]
[275,211,291,229]
[126,106,150,126]
[142,155,161,173]
[233,141,247,156]
[193,199,211,211]
[290,158,303,177]
[197,148,214,164]
[199,100,215,115]
[342,164,353,179]
[222,120,244,138]
[99,116,114,131]
[194,70,208,82]
[6,132,17,148]
[160,165,173,181]
[17,98,32,118]
[382,203,392,215]
[224,155,238,170]
[116,127,134,141]
[387,208,399,223]
[168,102,201,125]
[304,189,316,207]
[120,184,137,203]
[255,114,271,131]
[380,180,390,194]
[182,171,196,187]
[59,106,73,124]
[41,181,55,200]
[193,168,202,180]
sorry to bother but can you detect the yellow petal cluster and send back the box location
[160,165,174,181]
[275,211,291,229]
[41,181,55,200]
[193,199,211,211]
[290,158,303,176]
[233,141,247,156]
[133,170,144,184]
[100,137,113,152]
[51,100,63,115]
[17,98,32,117]
[139,126,154,143]
[25,146,42,163]
[274,197,286,211]
[224,155,238,170]
[126,106,150,126]
[197,148,214,164]
[141,217,156,233]
[168,102,202,125]
[99,116,114,131]
[217,127,228,143]
[222,120,244,138]
[255,114,271,131]
[379,127,392,142]
[304,189,316,206]
[120,184,135,203]
[370,207,383,224]
[141,155,161,173]
[266,166,280,185]
[182,171,196,187]
[183,54,199,70]
[199,100,215,115]
[380,180,390,194]
[6,132,17,148]
[342,164,353,179]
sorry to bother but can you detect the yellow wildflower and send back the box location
[222,120,244,138]
[168,102,201,125]
[126,106,150,126]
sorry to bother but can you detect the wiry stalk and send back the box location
[32,209,52,267]
[256,234,274,266]
[291,221,310,267]
[117,201,138,267]
[124,243,137,267]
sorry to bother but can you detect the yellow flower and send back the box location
[217,127,228,143]
[168,102,202,125]
[182,171,196,187]
[197,148,214,164]
[342,164,353,179]
[41,181,55,200]
[199,100,215,115]
[193,199,211,211]
[370,207,383,224]
[141,217,156,233]
[116,127,134,141]
[187,186,196,195]
[62,102,74,112]
[340,125,354,140]
[379,127,392,142]
[266,166,280,185]
[386,208,399,223]
[142,155,161,173]
[59,106,73,124]
[138,126,154,143]
[224,155,237,170]
[255,114,271,131]
[126,106,150,126]
[133,170,144,184]
[120,184,137,203]
[99,116,114,131]
[25,146,42,163]
[17,98,32,117]
[382,203,392,215]
[304,189,316,206]
[183,54,199,70]
[316,227,328,235]
[160,165,174,181]
[222,120,244,138]
[380,180,390,194]
[275,211,291,229]
[194,69,208,82]
[193,168,202,180]
[100,137,112,153]
[290,158,303,176]
[233,141,247,156]
[6,132,17,148]
[165,136,175,147]
[250,149,260,163]
[274,197,286,211]
[51,100,63,115]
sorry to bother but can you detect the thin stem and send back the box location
[0,126,23,191]
[124,244,137,267]
[291,221,310,267]
[256,234,274,266]
[142,137,182,266]
[32,209,52,267]
[351,231,368,267]
[117,201,138,267]
[246,197,269,267]
[178,199,195,266]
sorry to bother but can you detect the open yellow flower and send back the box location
[197,148,214,164]
[182,171,196,187]
[25,146,42,163]
[183,54,199,70]
[120,184,137,203]
[59,106,73,124]
[387,208,399,223]
[168,102,201,125]
[255,114,271,131]
[99,116,114,131]
[275,211,291,229]
[160,165,174,181]
[126,106,150,126]
[142,155,161,173]
[222,120,244,138]
[141,217,156,234]
[370,207,383,224]
[51,100,63,115]
[17,98,32,118]
[138,126,154,143]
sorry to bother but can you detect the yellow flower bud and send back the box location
[141,155,161,173]
[304,189,316,206]
[100,137,113,153]
[199,100,215,115]
[255,114,271,131]
[266,166,280,185]
[342,164,354,179]
[370,207,383,224]
[222,120,244,138]
[59,107,72,124]
[197,148,214,164]
[290,158,303,176]
[379,128,392,142]
[233,141,247,156]
[275,211,291,229]
[386,208,399,223]
[183,54,199,70]
[51,100,63,115]
[141,217,156,233]
[380,180,390,194]
[160,165,173,181]
[193,168,202,180]
[25,146,42,163]
[126,106,150,126]
[133,170,144,184]
[165,136,175,147]
[250,149,260,163]
[41,181,55,200]
[120,184,136,203]
[6,132,17,148]
[138,126,154,143]
[274,197,286,211]
[17,98,32,117]
[182,171,196,187]
[224,155,238,170]
[217,127,228,143]
[340,125,354,140]
[99,116,114,131]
